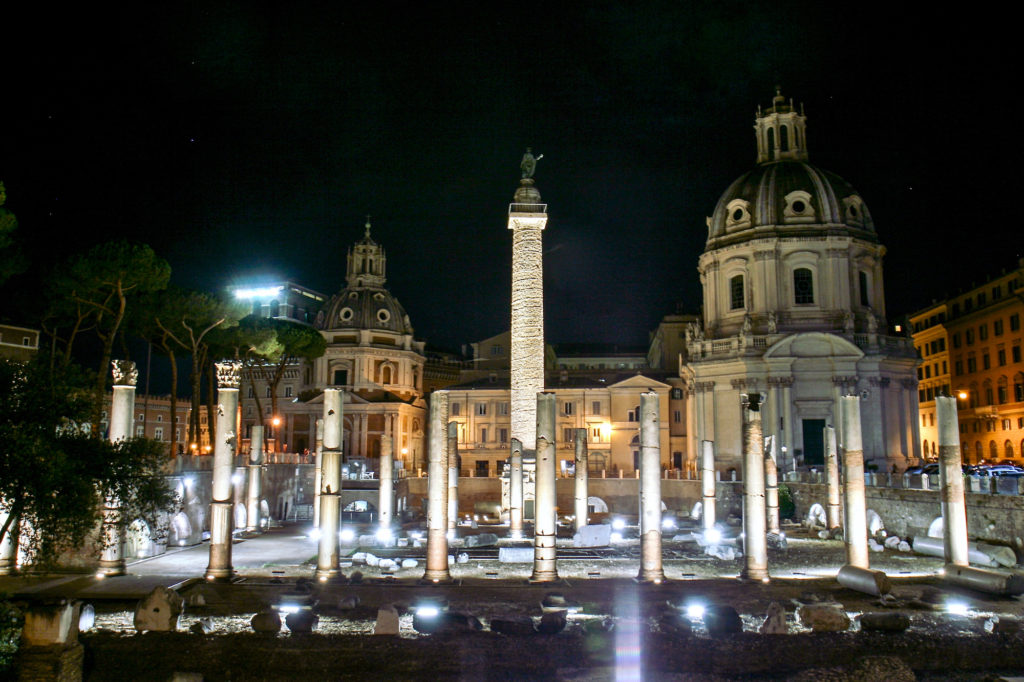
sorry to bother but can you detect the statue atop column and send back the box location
[520,147,543,179]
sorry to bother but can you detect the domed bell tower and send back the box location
[755,87,808,164]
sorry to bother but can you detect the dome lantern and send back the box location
[346,216,387,288]
[754,87,808,165]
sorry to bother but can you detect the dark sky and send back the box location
[2,3,1016,351]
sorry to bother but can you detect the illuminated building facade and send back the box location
[683,90,919,473]
[911,260,1024,463]
[230,281,327,326]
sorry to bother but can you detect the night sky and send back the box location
[2,4,1016,352]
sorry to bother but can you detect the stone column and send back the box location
[937,396,969,566]
[99,360,137,577]
[313,418,324,528]
[740,393,768,581]
[245,425,264,533]
[701,440,716,532]
[782,381,794,471]
[379,434,394,532]
[0,505,19,575]
[316,389,343,580]
[205,361,240,581]
[764,434,780,534]
[841,396,869,569]
[424,392,451,581]
[531,392,558,582]
[510,438,524,538]
[825,426,842,529]
[573,428,588,531]
[508,173,548,452]
[638,391,665,583]
[447,421,459,530]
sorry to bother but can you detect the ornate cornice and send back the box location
[111,360,138,387]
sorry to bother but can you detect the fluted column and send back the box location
[245,425,264,533]
[740,393,768,581]
[509,438,524,538]
[531,392,558,582]
[424,391,451,581]
[316,389,343,580]
[764,434,780,534]
[205,361,240,581]
[638,391,664,583]
[99,360,137,576]
[573,428,588,531]
[937,396,969,566]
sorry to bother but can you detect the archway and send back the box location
[169,512,192,546]
[125,518,152,559]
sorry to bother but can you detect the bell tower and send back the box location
[346,217,387,287]
[754,87,808,164]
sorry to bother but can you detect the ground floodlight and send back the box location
[612,518,626,530]
[339,528,355,542]
[704,528,722,545]
[686,603,706,619]
[308,528,322,541]
[662,517,677,530]
[946,601,969,616]
[376,527,393,542]
[610,532,623,543]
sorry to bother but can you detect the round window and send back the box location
[849,205,858,217]
[792,200,806,213]
[348,292,357,299]
[373,292,385,301]
[377,309,391,323]
[732,208,744,222]
[339,307,354,322]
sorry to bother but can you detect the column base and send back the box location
[637,568,666,584]
[96,561,126,577]
[422,569,452,583]
[530,533,558,582]
[739,567,770,582]
[203,568,235,582]
[315,567,341,582]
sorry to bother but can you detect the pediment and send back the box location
[608,374,671,390]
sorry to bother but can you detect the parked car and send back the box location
[974,465,1024,477]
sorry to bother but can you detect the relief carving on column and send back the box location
[111,360,138,387]
[215,360,242,389]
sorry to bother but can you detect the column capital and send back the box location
[215,360,242,389]
[111,360,138,387]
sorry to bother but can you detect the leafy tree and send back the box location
[0,358,174,565]
[46,241,171,430]
[263,319,326,420]
[0,180,26,286]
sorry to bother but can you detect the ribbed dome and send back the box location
[706,161,875,248]
[321,285,413,334]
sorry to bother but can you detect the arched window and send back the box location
[975,442,983,460]
[1014,373,1024,402]
[780,125,789,152]
[998,377,1009,404]
[859,271,870,307]
[767,128,775,156]
[990,440,998,458]
[730,275,745,310]
[922,440,929,458]
[1005,440,1014,458]
[380,365,392,384]
[793,268,814,304]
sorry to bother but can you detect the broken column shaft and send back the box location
[937,396,969,566]
[740,393,768,581]
[313,418,324,528]
[531,392,558,582]
[205,361,241,581]
[99,359,137,577]
[379,433,394,532]
[245,425,264,533]
[841,395,869,569]
[574,428,588,531]
[825,426,842,529]
[638,391,665,583]
[701,440,716,532]
[424,391,451,581]
[316,389,343,580]
[447,421,459,530]
[764,435,780,535]
[509,439,524,538]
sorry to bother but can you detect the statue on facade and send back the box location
[842,311,855,334]
[866,311,878,334]
[741,313,752,336]
[520,147,543,179]
[767,311,778,333]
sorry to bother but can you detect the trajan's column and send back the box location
[508,148,548,452]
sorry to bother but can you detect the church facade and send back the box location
[682,90,920,473]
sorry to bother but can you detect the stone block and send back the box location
[759,601,787,634]
[704,605,742,637]
[536,610,567,634]
[490,616,535,636]
[464,533,498,548]
[572,524,611,548]
[21,602,79,647]
[250,611,281,633]
[858,612,910,632]
[285,610,318,633]
[797,603,850,632]
[133,586,183,633]
[499,547,533,563]
[374,605,400,635]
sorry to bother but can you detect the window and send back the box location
[491,344,502,356]
[1015,346,1022,363]
[978,293,987,307]
[136,425,145,437]
[563,402,574,416]
[994,286,1003,300]
[333,369,348,386]
[995,319,1004,336]
[967,356,976,373]
[999,349,1007,366]
[1011,314,1021,332]
[952,333,961,349]
[955,361,963,376]
[1003,419,1012,431]
[497,402,509,416]
[998,383,1008,404]
[592,401,601,415]
[1016,376,1024,402]
[966,329,974,345]
[564,428,575,444]
[591,427,602,441]
[499,428,508,443]
[628,406,640,422]
[674,410,682,423]
[480,427,488,443]
[476,403,487,416]
[138,414,145,422]
[859,271,870,306]
[671,388,683,400]
[925,366,931,379]
[155,427,164,441]
[986,387,994,405]
[265,387,271,398]
[730,275,744,310]
[983,354,991,370]
[285,386,293,397]
[979,324,988,341]
[793,268,814,304]
[451,402,461,416]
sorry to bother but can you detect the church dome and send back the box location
[317,219,415,335]
[705,89,876,249]
[322,285,413,334]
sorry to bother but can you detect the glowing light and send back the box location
[308,528,322,541]
[234,286,284,300]
[279,604,300,614]
[375,527,393,542]
[610,532,623,542]
[416,606,439,618]
[686,604,705,619]
[661,517,676,530]
[946,601,969,616]
[95,572,106,580]
[339,528,355,542]
[958,391,968,400]
[183,476,194,488]
[231,473,243,485]
[612,518,626,530]
[704,528,722,544]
